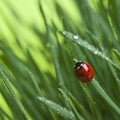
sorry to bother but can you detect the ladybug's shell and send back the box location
[74,62,94,82]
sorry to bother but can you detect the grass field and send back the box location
[0,0,120,120]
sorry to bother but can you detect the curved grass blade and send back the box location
[58,88,86,120]
[0,70,31,120]
[37,96,76,120]
[61,31,120,70]
[91,79,120,115]
[80,83,103,120]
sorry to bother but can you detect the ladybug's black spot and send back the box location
[88,69,90,72]
[74,61,83,69]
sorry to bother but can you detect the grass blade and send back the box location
[37,96,76,120]
[91,79,120,115]
[0,70,31,120]
[61,31,120,70]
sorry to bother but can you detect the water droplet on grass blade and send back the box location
[73,35,79,40]
[94,50,98,54]
[37,97,76,120]
[62,31,67,35]
[62,31,120,70]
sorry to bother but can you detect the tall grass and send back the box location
[0,0,120,120]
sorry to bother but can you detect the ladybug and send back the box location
[74,61,94,82]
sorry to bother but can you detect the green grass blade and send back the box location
[0,70,31,120]
[61,31,120,70]
[59,88,85,120]
[37,96,76,120]
[91,79,120,115]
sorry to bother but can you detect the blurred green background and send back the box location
[0,0,120,120]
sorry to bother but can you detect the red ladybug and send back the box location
[74,61,94,82]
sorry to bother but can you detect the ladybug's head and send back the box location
[74,61,83,69]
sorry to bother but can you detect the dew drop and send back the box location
[73,35,79,40]
[105,57,109,61]
[88,46,92,50]
[94,50,98,54]
[62,31,67,35]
